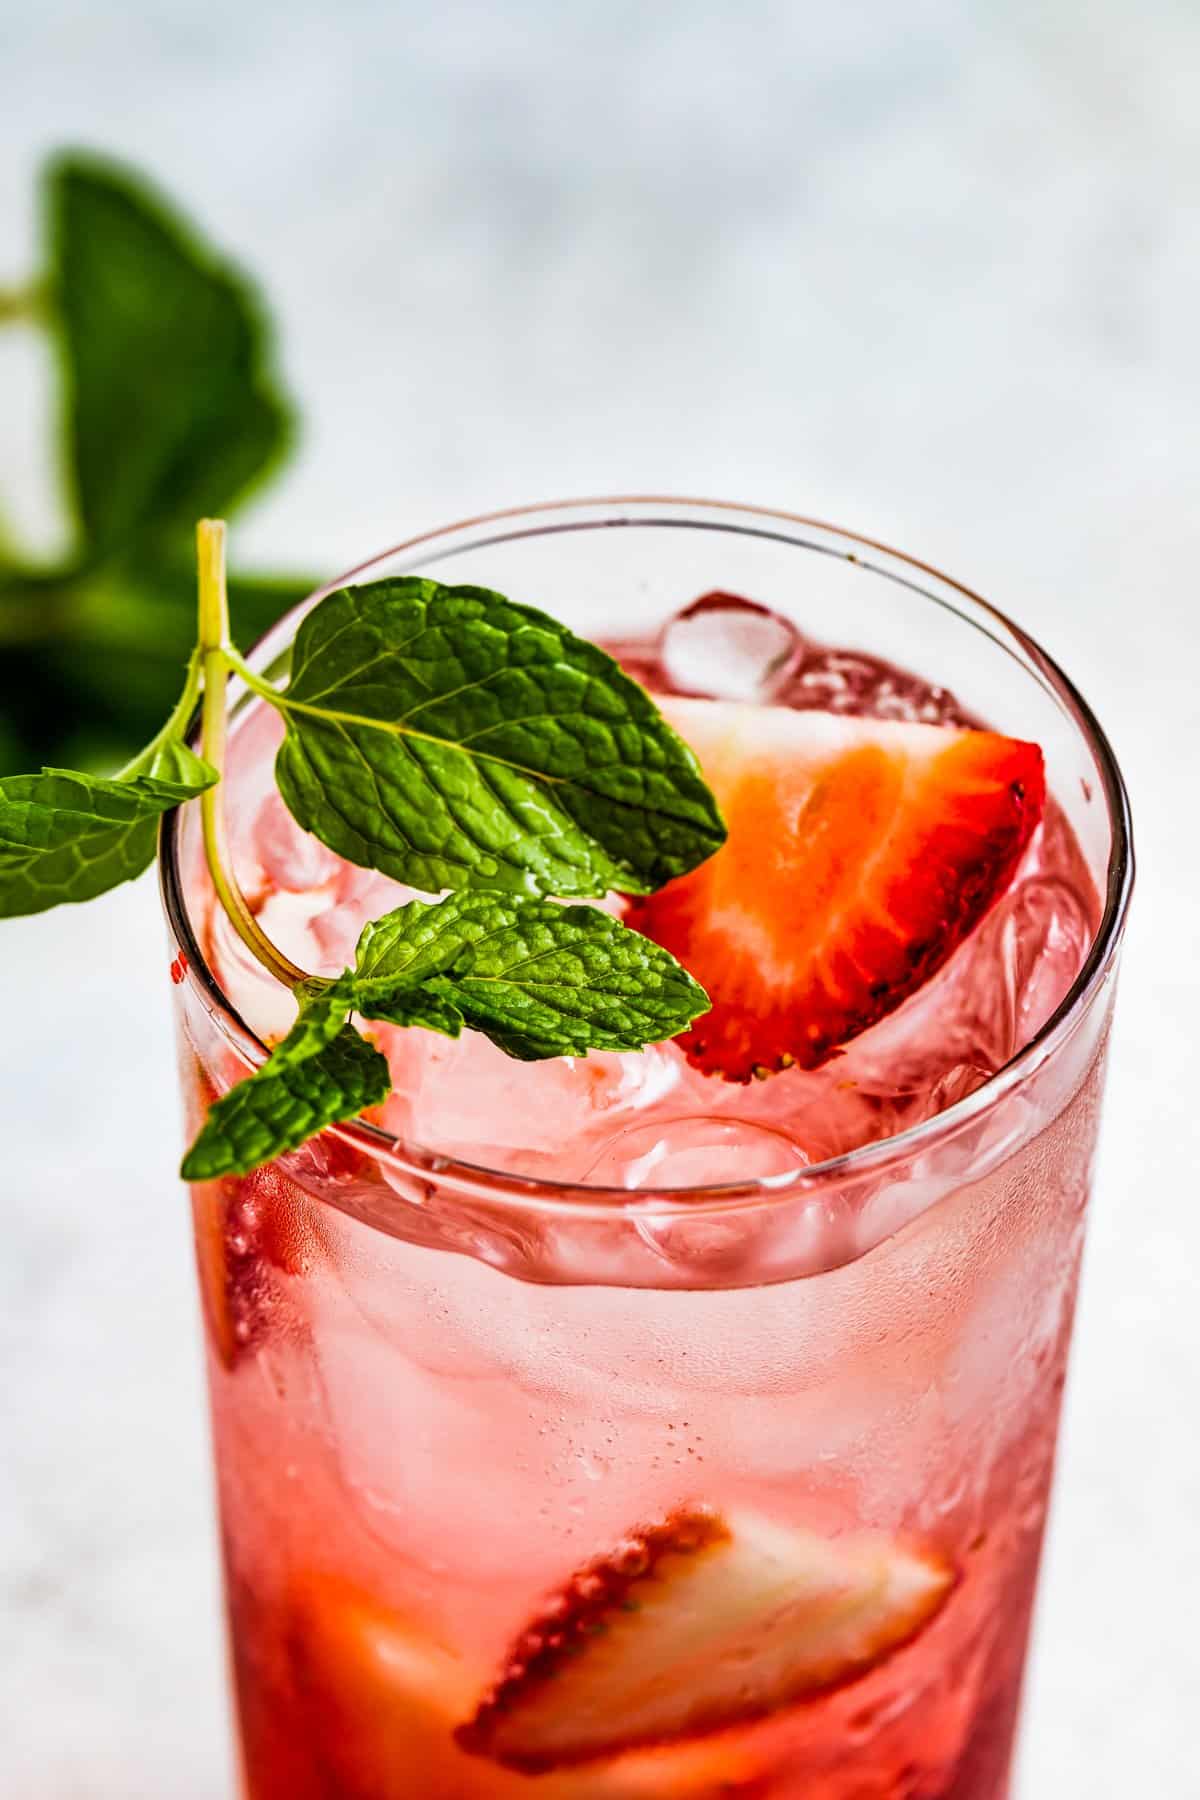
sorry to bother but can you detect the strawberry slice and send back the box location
[457,1507,955,1773]
[289,1572,760,1796]
[191,1163,324,1370]
[629,699,1044,1080]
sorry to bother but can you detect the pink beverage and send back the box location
[164,502,1131,1798]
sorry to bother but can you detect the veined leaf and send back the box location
[0,760,215,917]
[45,152,295,555]
[180,1022,390,1181]
[355,986,465,1038]
[272,578,726,899]
[178,886,710,1178]
[352,890,710,1060]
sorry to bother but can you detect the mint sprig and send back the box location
[182,892,710,1179]
[0,521,722,1180]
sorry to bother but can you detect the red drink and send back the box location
[165,502,1131,1797]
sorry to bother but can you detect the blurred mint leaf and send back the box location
[0,559,315,775]
[180,1021,390,1181]
[0,280,47,327]
[272,577,726,899]
[0,153,317,776]
[46,152,294,556]
[0,759,215,917]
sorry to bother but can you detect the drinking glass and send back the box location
[162,499,1132,1798]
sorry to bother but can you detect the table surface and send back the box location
[2,4,1196,1794]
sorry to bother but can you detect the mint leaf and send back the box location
[353,888,530,992]
[178,952,466,1181]
[180,1021,390,1181]
[277,974,360,1059]
[2,146,317,778]
[135,736,216,788]
[358,987,465,1038]
[271,578,726,900]
[46,152,295,556]
[0,761,214,916]
[180,889,707,1178]
[351,890,710,1059]
[0,648,215,916]
[425,900,710,1058]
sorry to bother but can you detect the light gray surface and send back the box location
[1,3,1196,1794]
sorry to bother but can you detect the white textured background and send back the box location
[1,3,1196,1795]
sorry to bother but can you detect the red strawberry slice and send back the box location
[629,698,1044,1080]
[288,1572,760,1796]
[457,1506,955,1773]
[191,1162,324,1370]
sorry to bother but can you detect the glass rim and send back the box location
[159,494,1134,1220]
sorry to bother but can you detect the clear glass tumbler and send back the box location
[163,500,1132,1799]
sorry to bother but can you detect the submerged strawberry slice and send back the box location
[458,1507,955,1773]
[629,699,1045,1080]
[191,1163,323,1369]
[289,1573,759,1797]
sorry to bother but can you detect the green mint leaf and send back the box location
[46,152,295,556]
[278,974,361,1058]
[271,578,726,900]
[349,890,711,1060]
[353,888,531,993]
[356,987,465,1038]
[0,761,214,917]
[424,901,711,1058]
[136,736,217,788]
[180,1022,390,1181]
[181,886,708,1179]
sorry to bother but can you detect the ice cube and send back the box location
[310,899,374,967]
[780,648,974,727]
[658,591,803,701]
[1009,875,1096,1043]
[254,792,342,893]
[590,1117,810,1278]
[310,864,424,966]
[377,1030,686,1180]
[582,1115,810,1190]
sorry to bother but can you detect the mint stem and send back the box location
[115,646,205,781]
[195,520,306,990]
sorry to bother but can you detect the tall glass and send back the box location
[163,500,1132,1798]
